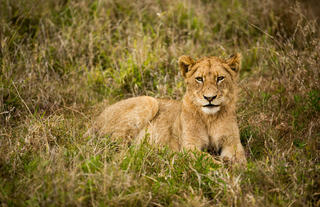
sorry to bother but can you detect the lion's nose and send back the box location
[203,95,217,102]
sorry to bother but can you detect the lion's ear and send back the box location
[178,55,195,78]
[226,53,241,73]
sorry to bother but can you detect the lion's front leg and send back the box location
[181,133,208,152]
[181,139,222,165]
[180,123,222,164]
[220,141,247,165]
[179,113,209,151]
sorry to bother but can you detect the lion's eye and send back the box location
[217,76,224,83]
[195,77,203,83]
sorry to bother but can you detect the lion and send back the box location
[90,53,247,164]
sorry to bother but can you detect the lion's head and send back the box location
[178,54,241,115]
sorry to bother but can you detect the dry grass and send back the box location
[0,0,319,206]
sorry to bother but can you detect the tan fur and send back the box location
[91,54,247,164]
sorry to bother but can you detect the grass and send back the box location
[1,0,319,206]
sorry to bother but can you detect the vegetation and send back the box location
[0,0,319,206]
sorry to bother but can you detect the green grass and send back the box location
[1,0,319,206]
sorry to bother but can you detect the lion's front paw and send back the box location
[220,155,247,166]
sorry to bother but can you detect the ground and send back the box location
[0,0,319,206]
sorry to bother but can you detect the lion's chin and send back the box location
[201,106,221,115]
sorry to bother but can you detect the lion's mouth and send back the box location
[203,103,220,108]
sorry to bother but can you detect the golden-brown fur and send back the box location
[91,54,246,164]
